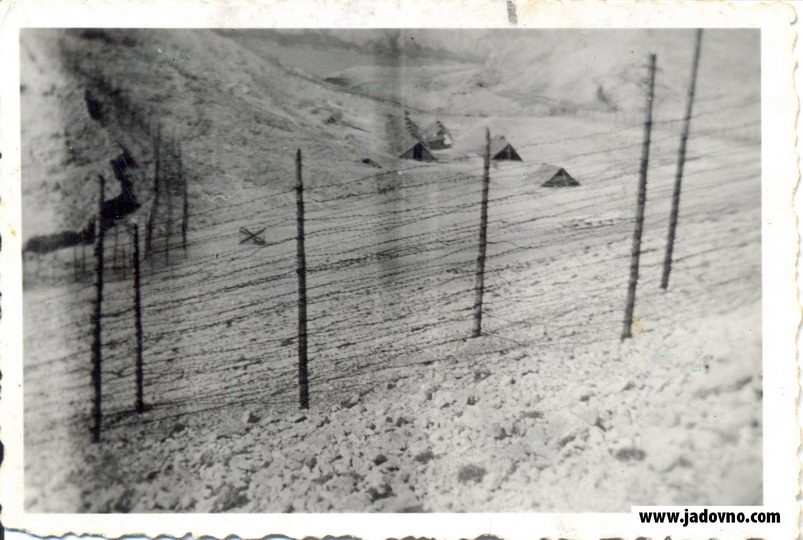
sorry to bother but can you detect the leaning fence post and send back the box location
[661,29,703,290]
[91,174,106,442]
[131,223,145,412]
[295,149,310,410]
[472,127,492,338]
[622,54,656,341]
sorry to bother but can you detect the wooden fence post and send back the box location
[661,29,703,290]
[131,223,145,412]
[295,149,310,410]
[472,127,492,338]
[622,54,656,341]
[91,174,106,442]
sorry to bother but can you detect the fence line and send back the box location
[22,83,761,442]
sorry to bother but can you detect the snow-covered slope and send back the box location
[21,28,761,513]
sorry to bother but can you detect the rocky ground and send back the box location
[26,299,760,513]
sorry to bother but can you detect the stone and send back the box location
[489,422,507,440]
[155,488,179,510]
[178,492,197,511]
[457,464,486,484]
[199,448,216,468]
[413,449,434,465]
[614,447,646,462]
[341,393,360,409]
[230,454,256,472]
[367,482,393,502]
[241,410,260,424]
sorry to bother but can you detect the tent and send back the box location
[423,120,453,149]
[396,133,436,161]
[489,135,522,161]
[533,164,580,187]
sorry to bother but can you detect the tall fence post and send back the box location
[622,54,656,341]
[661,29,703,290]
[472,127,492,338]
[91,174,106,442]
[180,143,188,254]
[295,149,310,410]
[131,223,145,412]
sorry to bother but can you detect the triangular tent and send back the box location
[534,164,580,187]
[385,113,436,162]
[423,120,453,149]
[396,133,436,162]
[489,135,522,161]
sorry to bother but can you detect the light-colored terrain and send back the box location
[21,29,761,512]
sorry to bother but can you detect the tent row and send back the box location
[398,112,524,163]
[394,112,579,187]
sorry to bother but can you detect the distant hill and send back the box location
[19,28,759,242]
[310,29,759,119]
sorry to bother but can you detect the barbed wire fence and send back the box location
[23,47,762,444]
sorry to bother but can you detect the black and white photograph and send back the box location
[0,1,797,535]
[16,25,768,514]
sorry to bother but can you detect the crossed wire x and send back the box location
[239,227,267,247]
